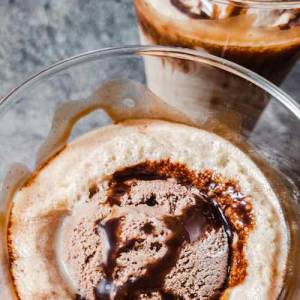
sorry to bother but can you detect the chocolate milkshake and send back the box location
[8,121,288,300]
[134,0,300,129]
[134,0,300,83]
[2,80,294,299]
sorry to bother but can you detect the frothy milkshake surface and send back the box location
[8,119,287,300]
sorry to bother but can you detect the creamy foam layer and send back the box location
[8,120,287,299]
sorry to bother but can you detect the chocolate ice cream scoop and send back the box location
[61,177,231,300]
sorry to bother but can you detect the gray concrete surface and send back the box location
[0,0,138,95]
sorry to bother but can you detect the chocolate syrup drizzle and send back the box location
[95,197,230,300]
[106,164,167,207]
[92,162,233,300]
[77,160,254,300]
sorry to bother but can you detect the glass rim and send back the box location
[0,45,299,120]
[209,0,300,9]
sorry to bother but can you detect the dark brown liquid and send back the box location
[106,164,167,206]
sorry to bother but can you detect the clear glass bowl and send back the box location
[0,46,299,299]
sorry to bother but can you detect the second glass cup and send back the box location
[134,0,300,130]
[134,0,300,84]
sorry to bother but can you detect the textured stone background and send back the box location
[0,0,299,99]
[0,0,138,96]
